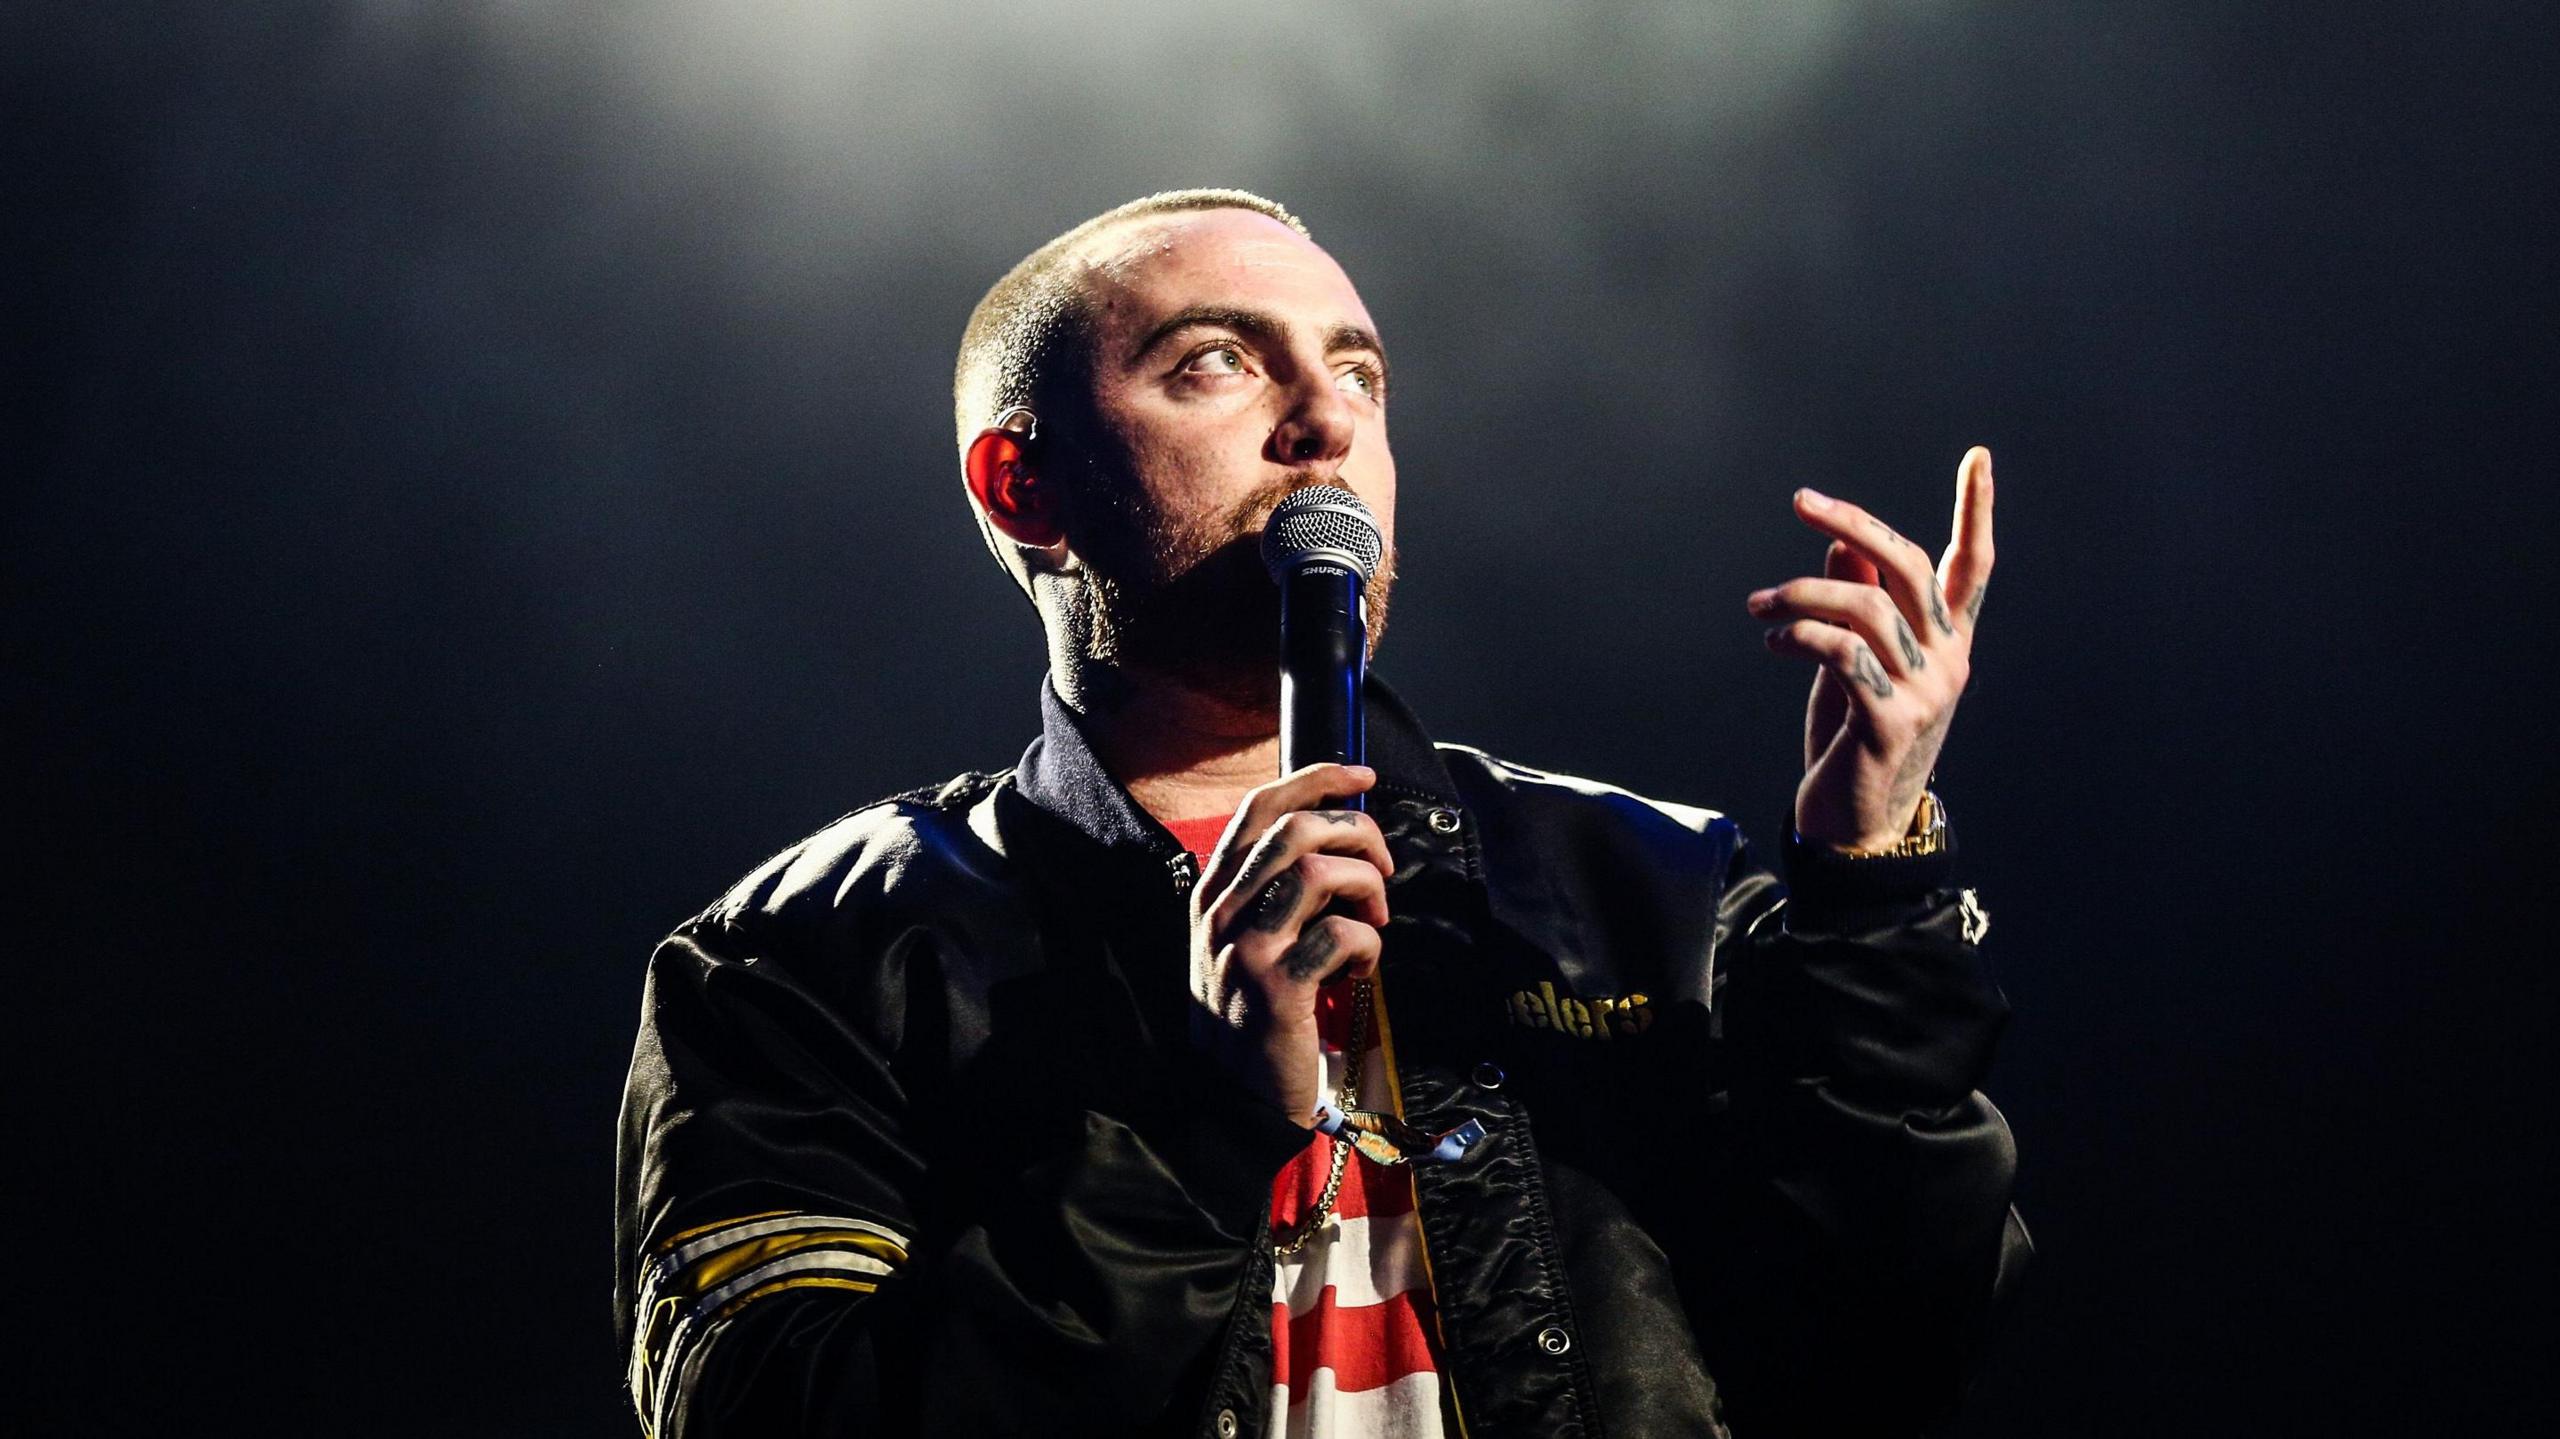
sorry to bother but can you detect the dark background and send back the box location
[11,2,2553,1433]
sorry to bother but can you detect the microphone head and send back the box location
[1260,485,1384,584]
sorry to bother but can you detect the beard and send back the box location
[1071,468,1396,712]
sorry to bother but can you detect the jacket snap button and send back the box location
[1472,1061,1506,1089]
[1426,806,1461,834]
[1215,1408,1238,1438]
[1537,1325,1572,1356]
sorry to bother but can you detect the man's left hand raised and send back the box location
[1746,446,1997,852]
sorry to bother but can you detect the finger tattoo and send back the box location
[1849,643,1896,700]
[1928,586,1957,637]
[1893,614,1927,670]
[1316,810,1361,828]
[1867,515,1920,553]
[1234,844,1281,894]
[1244,871,1302,934]
[1966,582,1987,624]
[1280,920,1340,982]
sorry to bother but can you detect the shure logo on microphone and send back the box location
[1506,981,1654,1040]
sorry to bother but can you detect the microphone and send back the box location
[1264,485,1488,1166]
[1261,485,1384,808]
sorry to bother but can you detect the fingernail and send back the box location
[1797,487,1833,511]
[1746,589,1777,615]
[1762,625,1786,646]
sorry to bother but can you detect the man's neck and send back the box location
[1056,661,1280,826]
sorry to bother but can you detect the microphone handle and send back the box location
[1278,562,1367,810]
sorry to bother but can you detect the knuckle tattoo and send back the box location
[1242,869,1302,935]
[1280,919,1340,982]
[1233,844,1280,895]
[1848,642,1896,700]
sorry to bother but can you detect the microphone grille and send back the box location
[1260,485,1384,583]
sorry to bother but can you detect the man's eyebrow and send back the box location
[1129,305,1286,364]
[1326,321,1390,387]
[1127,306,1392,382]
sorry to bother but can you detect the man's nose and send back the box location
[1268,372,1357,468]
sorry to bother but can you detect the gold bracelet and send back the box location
[1831,790,1948,860]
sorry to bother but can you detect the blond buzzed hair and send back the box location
[951,188,1308,453]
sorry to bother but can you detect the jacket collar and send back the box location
[1014,671,1462,860]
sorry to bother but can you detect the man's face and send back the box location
[1057,209,1398,698]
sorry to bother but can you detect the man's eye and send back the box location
[1184,345,1247,375]
[1337,364,1383,400]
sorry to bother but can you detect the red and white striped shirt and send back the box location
[1165,815,1448,1439]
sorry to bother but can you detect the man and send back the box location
[616,189,2027,1438]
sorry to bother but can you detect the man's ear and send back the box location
[964,421,1064,550]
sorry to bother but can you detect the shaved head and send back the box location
[952,188,1307,454]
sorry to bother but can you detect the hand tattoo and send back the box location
[1280,920,1340,982]
[1315,810,1362,827]
[1893,614,1926,670]
[1928,585,1957,637]
[1890,708,1952,816]
[1244,871,1302,934]
[1966,582,1987,624]
[1231,842,1280,894]
[1849,643,1895,700]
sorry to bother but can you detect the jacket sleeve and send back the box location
[614,908,1309,1438]
[1681,820,2031,1437]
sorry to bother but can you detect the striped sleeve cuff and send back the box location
[627,1210,910,1437]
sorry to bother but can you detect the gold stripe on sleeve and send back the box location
[629,1211,911,1439]
[679,1229,907,1300]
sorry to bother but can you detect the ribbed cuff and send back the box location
[1781,818,1957,911]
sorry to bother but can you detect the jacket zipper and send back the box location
[1368,949,1473,1439]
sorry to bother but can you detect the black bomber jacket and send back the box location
[615,678,2030,1438]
